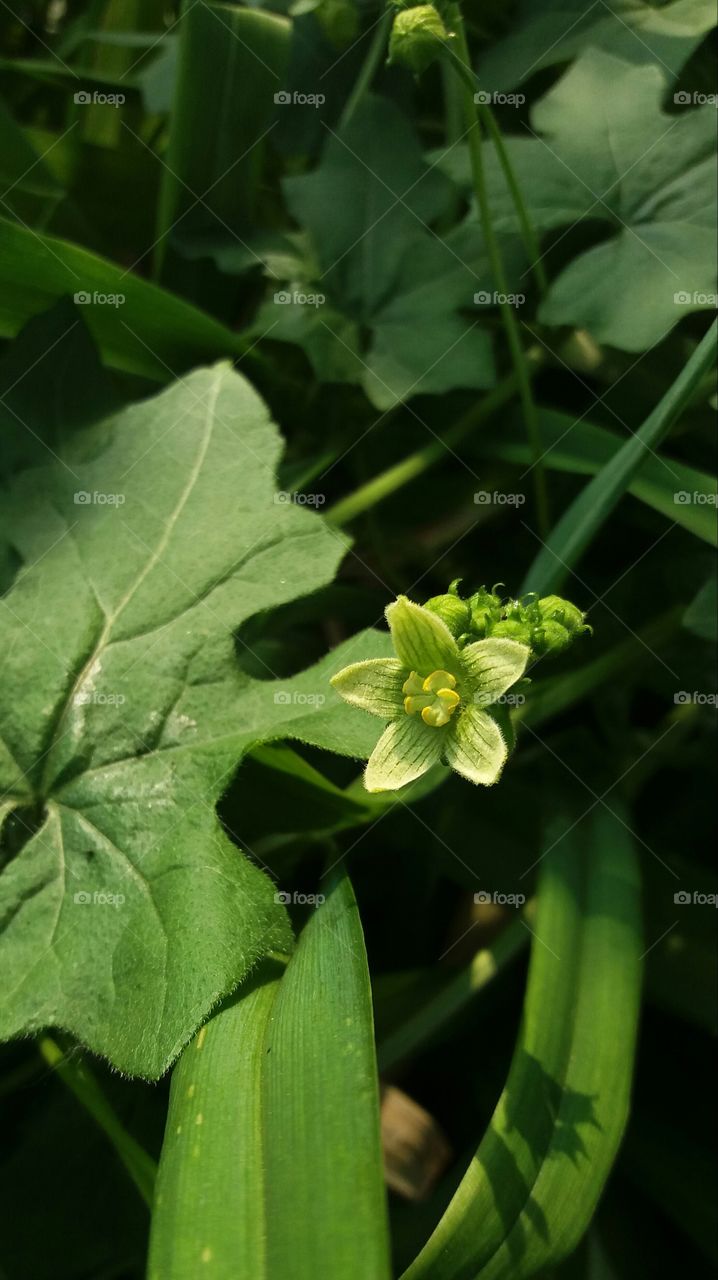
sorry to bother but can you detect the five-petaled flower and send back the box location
[330,596,530,792]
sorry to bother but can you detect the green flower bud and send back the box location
[490,617,534,646]
[537,594,587,634]
[531,619,573,656]
[423,592,472,638]
[467,586,502,637]
[388,4,451,75]
[529,594,590,656]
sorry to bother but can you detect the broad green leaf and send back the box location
[157,1,291,297]
[402,807,642,1280]
[148,870,391,1279]
[443,50,716,350]
[0,217,245,379]
[279,98,526,404]
[0,362,381,1078]
[534,52,716,348]
[479,0,715,91]
[479,409,717,546]
[249,297,366,387]
[522,321,717,595]
[362,222,498,409]
[285,95,454,321]
[284,115,504,405]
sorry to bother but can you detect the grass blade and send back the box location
[481,413,717,547]
[0,216,245,379]
[147,966,283,1277]
[38,1035,156,1208]
[522,320,717,595]
[148,869,391,1279]
[402,806,642,1280]
[157,0,290,295]
[263,868,391,1279]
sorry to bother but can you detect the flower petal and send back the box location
[365,716,444,792]
[386,597,460,675]
[330,658,406,718]
[460,637,530,707]
[444,705,508,786]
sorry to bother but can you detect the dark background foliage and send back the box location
[0,0,716,1275]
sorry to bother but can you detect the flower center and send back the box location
[403,669,460,728]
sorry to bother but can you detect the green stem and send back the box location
[39,1035,157,1208]
[326,347,543,526]
[444,19,550,536]
[439,46,546,290]
[437,56,465,233]
[340,10,392,131]
[477,104,548,296]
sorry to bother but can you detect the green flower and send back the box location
[330,596,529,792]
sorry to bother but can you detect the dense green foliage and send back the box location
[0,0,715,1277]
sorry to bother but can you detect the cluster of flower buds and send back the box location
[423,581,590,658]
[387,0,454,75]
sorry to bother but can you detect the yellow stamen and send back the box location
[403,669,460,727]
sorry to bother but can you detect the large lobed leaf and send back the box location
[283,96,498,407]
[442,49,717,349]
[479,0,715,91]
[0,361,382,1077]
